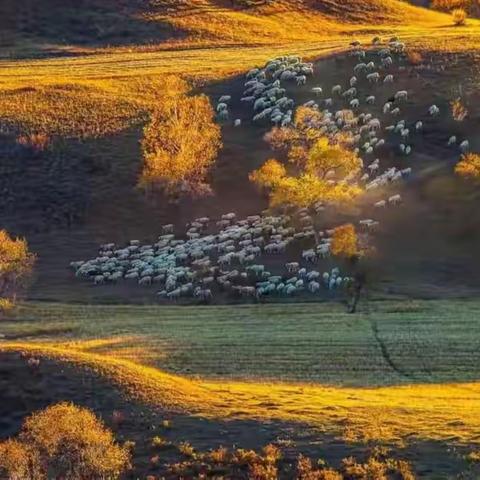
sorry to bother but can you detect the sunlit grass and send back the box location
[3,339,480,446]
[1,1,479,140]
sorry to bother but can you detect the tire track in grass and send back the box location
[369,317,413,380]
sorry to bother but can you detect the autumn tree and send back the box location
[455,153,480,179]
[140,93,222,194]
[305,137,362,179]
[0,403,131,480]
[264,106,327,165]
[0,230,35,308]
[331,224,360,259]
[251,129,363,208]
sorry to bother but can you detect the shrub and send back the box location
[0,402,131,480]
[455,153,480,179]
[209,446,230,463]
[151,435,170,449]
[451,97,468,121]
[140,94,222,193]
[0,230,35,307]
[16,133,50,152]
[178,441,196,458]
[452,8,467,24]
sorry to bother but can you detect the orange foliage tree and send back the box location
[140,94,222,194]
[0,402,131,480]
[331,224,360,259]
[264,106,330,166]
[0,230,35,307]
[252,115,363,208]
[455,153,480,179]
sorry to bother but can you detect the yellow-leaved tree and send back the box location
[140,93,222,194]
[0,230,35,309]
[455,153,480,179]
[331,224,360,259]
[0,403,131,480]
[251,121,363,208]
[305,137,362,179]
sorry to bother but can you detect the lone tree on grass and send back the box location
[0,229,35,309]
[331,224,369,314]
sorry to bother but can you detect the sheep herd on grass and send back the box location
[71,37,474,303]
[71,209,355,302]
[216,36,472,218]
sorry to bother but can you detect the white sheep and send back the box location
[219,95,231,103]
[394,90,408,102]
[367,72,380,83]
[460,140,470,152]
[448,135,457,146]
[332,85,342,95]
[296,75,307,86]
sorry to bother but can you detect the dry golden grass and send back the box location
[4,341,480,447]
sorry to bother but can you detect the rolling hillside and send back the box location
[6,0,449,56]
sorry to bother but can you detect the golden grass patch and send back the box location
[4,341,480,447]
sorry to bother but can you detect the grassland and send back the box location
[3,0,480,465]
[1,0,480,141]
[3,300,480,445]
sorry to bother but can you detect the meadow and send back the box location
[3,1,480,478]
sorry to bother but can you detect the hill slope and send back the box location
[6,0,449,55]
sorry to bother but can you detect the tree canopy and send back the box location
[140,93,222,194]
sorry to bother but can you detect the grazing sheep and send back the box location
[415,121,423,131]
[234,119,242,127]
[429,105,440,116]
[384,74,394,83]
[286,262,300,273]
[354,63,367,74]
[388,194,402,205]
[219,95,231,103]
[296,75,307,86]
[448,135,457,146]
[374,200,387,208]
[350,99,360,109]
[394,90,408,102]
[366,72,380,83]
[332,85,342,95]
[460,140,470,152]
[312,87,323,96]
[366,95,376,105]
[216,102,228,112]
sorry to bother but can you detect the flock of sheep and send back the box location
[71,210,353,301]
[71,37,473,302]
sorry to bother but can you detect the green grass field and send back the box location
[3,299,480,387]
